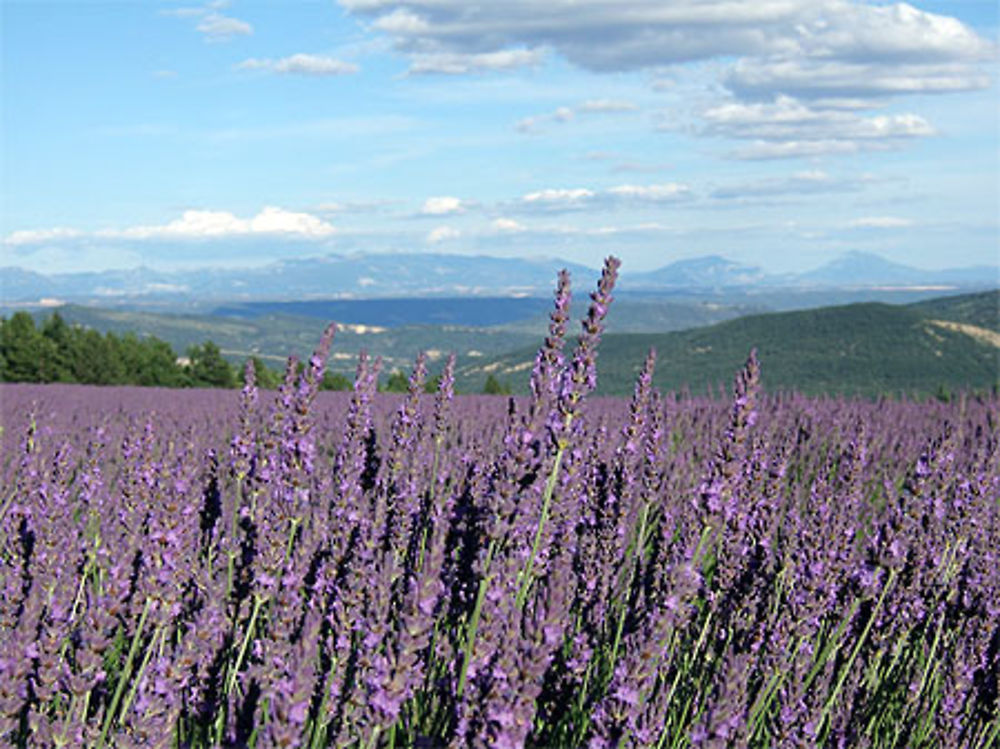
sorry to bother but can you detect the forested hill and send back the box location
[908,289,1000,332]
[0,310,453,393]
[456,295,1000,399]
[2,290,997,398]
[0,310,240,389]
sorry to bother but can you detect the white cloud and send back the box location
[316,199,395,214]
[522,188,596,208]
[237,54,359,75]
[698,94,936,157]
[165,3,252,41]
[515,109,566,134]
[796,2,994,63]
[516,99,639,133]
[516,115,544,134]
[372,8,430,34]
[486,221,673,239]
[5,207,336,245]
[197,12,252,39]
[343,0,993,158]
[607,183,689,200]
[848,216,914,229]
[420,196,467,215]
[727,58,991,100]
[730,140,869,160]
[340,1,993,73]
[4,227,85,246]
[427,226,461,243]
[579,99,639,113]
[317,202,347,214]
[702,95,935,141]
[492,217,525,232]
[516,183,691,212]
[246,206,336,236]
[553,106,575,123]
[711,170,866,198]
[408,48,545,75]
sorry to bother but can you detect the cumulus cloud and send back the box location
[727,59,991,100]
[342,0,993,157]
[339,1,993,73]
[427,226,461,243]
[420,196,468,215]
[237,54,359,75]
[696,94,936,158]
[6,207,336,245]
[702,96,935,141]
[339,0,804,70]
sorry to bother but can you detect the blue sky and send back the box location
[2,0,997,276]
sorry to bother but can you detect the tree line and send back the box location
[0,311,512,394]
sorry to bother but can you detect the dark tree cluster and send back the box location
[0,311,286,390]
[0,311,191,387]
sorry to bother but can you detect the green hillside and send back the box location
[16,296,761,378]
[908,289,1000,332]
[456,299,1000,398]
[10,289,998,398]
[30,304,540,379]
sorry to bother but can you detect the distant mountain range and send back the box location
[1,251,996,304]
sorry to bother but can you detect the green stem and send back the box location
[516,446,565,609]
[53,694,78,747]
[819,569,897,735]
[96,598,152,748]
[68,560,93,625]
[912,612,945,709]
[804,597,861,691]
[606,593,632,686]
[121,626,165,720]
[285,517,302,561]
[226,595,265,696]
[457,540,497,699]
[227,478,243,601]
[977,709,1000,749]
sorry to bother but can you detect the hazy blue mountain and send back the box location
[797,251,997,287]
[0,253,598,303]
[627,255,765,288]
[1,251,996,304]
[0,267,56,299]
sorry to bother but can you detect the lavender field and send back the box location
[1,259,998,748]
